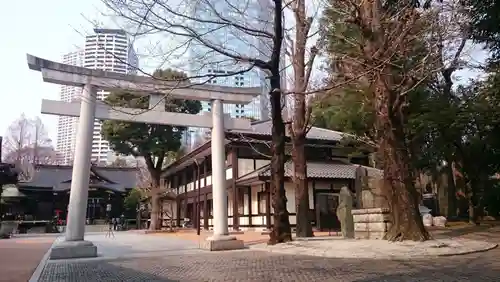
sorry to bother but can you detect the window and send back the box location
[238,190,245,214]
[257,191,268,214]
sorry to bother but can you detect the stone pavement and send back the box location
[35,227,500,282]
[38,248,500,281]
[0,237,55,282]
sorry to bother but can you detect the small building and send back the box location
[161,120,377,231]
[6,164,138,221]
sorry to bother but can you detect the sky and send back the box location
[0,0,489,147]
[0,0,105,143]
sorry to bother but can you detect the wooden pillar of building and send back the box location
[231,147,239,230]
[247,186,252,226]
[265,182,271,230]
[203,158,209,230]
[182,169,188,222]
[193,164,198,230]
[203,193,209,230]
[174,175,181,227]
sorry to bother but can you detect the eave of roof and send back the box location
[162,120,373,177]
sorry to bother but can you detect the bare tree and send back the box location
[101,0,293,243]
[2,114,57,181]
[283,0,321,238]
[425,0,473,219]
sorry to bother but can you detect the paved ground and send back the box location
[149,230,338,246]
[53,232,201,258]
[0,237,54,282]
[36,226,500,282]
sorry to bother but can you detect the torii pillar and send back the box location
[27,54,258,258]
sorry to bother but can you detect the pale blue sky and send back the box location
[0,0,488,146]
[0,0,105,143]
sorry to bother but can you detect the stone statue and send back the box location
[337,186,355,238]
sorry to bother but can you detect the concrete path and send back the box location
[0,237,55,282]
[51,232,202,259]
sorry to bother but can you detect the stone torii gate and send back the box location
[27,54,259,259]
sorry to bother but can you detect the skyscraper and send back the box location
[184,0,279,143]
[186,0,275,120]
[56,29,138,165]
[56,50,84,165]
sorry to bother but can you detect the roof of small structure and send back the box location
[1,184,26,198]
[17,164,138,193]
[227,119,350,142]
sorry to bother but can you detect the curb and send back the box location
[28,236,60,282]
[436,243,498,257]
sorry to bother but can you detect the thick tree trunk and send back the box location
[292,135,313,237]
[380,131,429,241]
[268,76,292,245]
[375,82,430,242]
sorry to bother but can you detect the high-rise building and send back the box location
[56,29,138,165]
[187,0,278,119]
[56,50,84,165]
[184,0,280,142]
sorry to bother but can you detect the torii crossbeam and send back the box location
[27,54,259,259]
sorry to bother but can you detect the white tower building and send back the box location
[56,50,84,164]
[56,29,138,164]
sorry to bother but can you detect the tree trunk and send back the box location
[444,158,457,219]
[136,203,141,229]
[149,173,162,231]
[268,75,292,245]
[375,82,430,242]
[468,180,480,225]
[292,134,313,237]
[150,189,161,230]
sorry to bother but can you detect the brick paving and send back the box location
[0,237,54,282]
[39,248,500,282]
[37,226,500,282]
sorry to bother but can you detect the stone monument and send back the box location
[337,186,355,238]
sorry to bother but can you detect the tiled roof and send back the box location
[18,165,138,192]
[239,161,359,180]
[227,120,349,142]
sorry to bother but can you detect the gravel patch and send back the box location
[249,237,498,259]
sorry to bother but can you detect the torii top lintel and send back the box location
[27,54,261,104]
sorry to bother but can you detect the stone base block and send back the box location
[354,231,386,240]
[200,235,245,251]
[354,222,390,232]
[49,240,97,260]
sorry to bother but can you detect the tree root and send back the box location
[267,230,293,245]
[384,226,431,242]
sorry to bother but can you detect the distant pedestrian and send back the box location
[112,217,118,231]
